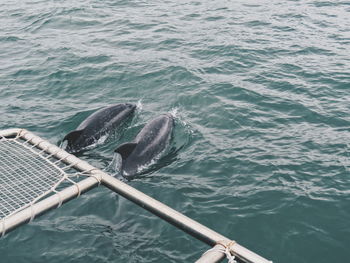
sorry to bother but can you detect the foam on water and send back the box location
[169,107,196,137]
[136,99,143,111]
[169,107,178,118]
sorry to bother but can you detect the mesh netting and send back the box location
[0,135,75,221]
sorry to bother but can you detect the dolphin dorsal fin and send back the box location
[63,130,83,143]
[114,142,137,160]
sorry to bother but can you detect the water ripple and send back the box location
[1,0,350,262]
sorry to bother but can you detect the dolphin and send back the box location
[114,114,174,177]
[63,103,136,153]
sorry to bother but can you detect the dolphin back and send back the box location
[77,103,135,131]
[64,103,136,153]
[119,114,174,176]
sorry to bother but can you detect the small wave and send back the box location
[106,152,123,174]
[136,99,143,111]
[170,107,195,136]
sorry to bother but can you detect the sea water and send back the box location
[0,0,349,262]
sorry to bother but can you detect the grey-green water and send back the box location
[1,0,350,262]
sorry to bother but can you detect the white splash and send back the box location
[59,140,67,149]
[84,133,109,150]
[169,107,194,135]
[169,107,178,118]
[109,153,123,173]
[96,133,109,145]
[135,158,158,175]
[136,99,143,111]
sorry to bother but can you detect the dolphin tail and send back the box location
[114,142,137,160]
[63,130,84,144]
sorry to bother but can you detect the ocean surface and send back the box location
[1,0,349,262]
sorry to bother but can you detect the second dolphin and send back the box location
[114,114,174,177]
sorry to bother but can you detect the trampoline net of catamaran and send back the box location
[0,130,100,236]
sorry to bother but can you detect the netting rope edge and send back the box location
[0,129,102,237]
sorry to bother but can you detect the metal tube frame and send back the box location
[0,129,272,263]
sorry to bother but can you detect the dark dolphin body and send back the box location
[63,103,136,153]
[114,114,174,177]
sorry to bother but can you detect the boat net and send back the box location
[0,129,101,237]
